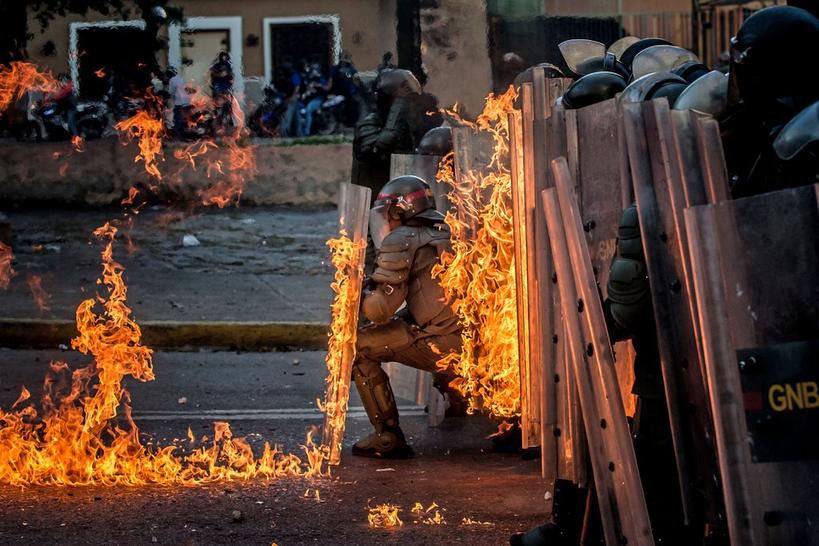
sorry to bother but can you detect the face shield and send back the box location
[369,202,393,250]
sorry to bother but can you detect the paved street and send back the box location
[1,205,337,323]
[0,349,547,545]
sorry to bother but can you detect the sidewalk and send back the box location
[0,205,339,349]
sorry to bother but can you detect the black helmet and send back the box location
[730,6,819,112]
[562,71,627,109]
[417,127,453,155]
[672,60,710,84]
[371,176,442,247]
[773,99,819,161]
[376,69,422,98]
[620,72,688,104]
[619,38,672,72]
[374,175,440,222]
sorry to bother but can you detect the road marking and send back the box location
[132,405,426,421]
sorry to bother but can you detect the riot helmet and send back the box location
[631,45,701,80]
[773,99,819,161]
[562,71,627,109]
[417,126,453,156]
[672,60,710,84]
[729,6,819,114]
[369,175,443,248]
[608,36,641,60]
[620,72,688,104]
[673,70,729,117]
[375,69,422,117]
[558,39,628,78]
[619,37,672,72]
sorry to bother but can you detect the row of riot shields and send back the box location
[508,68,818,544]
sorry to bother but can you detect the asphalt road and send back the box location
[0,349,548,545]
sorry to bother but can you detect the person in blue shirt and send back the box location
[298,63,331,136]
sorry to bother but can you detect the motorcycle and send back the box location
[32,99,110,141]
[310,94,346,136]
[249,86,286,137]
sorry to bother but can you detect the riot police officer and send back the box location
[351,175,461,458]
[351,69,422,204]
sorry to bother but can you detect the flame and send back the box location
[432,87,522,418]
[27,274,51,312]
[461,517,493,526]
[321,231,366,463]
[486,420,514,439]
[94,68,106,78]
[0,61,58,112]
[411,501,446,525]
[12,387,30,409]
[71,135,85,153]
[368,503,403,528]
[0,225,328,486]
[0,242,15,289]
[116,110,165,180]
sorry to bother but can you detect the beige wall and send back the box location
[26,0,397,79]
[421,0,493,117]
[544,0,690,15]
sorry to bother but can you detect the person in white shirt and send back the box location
[167,68,191,137]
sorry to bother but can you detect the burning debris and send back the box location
[432,87,523,419]
[367,503,404,528]
[411,501,446,525]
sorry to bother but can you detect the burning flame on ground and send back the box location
[27,274,51,312]
[368,503,404,528]
[432,87,522,418]
[411,501,446,525]
[0,61,58,112]
[0,242,15,289]
[0,224,328,486]
[320,231,366,464]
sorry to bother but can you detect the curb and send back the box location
[0,319,329,351]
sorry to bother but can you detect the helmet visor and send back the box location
[369,203,393,250]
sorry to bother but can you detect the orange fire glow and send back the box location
[432,87,522,418]
[0,242,15,289]
[411,501,446,525]
[321,231,366,464]
[0,61,58,112]
[0,224,328,486]
[368,503,404,528]
[27,274,51,312]
[116,110,165,180]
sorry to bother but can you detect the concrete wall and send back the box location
[0,140,351,207]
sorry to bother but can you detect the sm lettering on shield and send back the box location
[737,340,819,463]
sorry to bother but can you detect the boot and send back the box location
[352,364,414,459]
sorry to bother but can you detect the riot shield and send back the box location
[390,153,453,215]
[566,97,638,419]
[388,153,451,425]
[685,185,819,545]
[322,182,371,465]
[543,157,654,546]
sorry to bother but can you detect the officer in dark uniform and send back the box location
[351,69,422,204]
[351,175,461,458]
[722,5,819,197]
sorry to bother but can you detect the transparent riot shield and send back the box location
[321,182,371,465]
[543,157,654,546]
[388,153,450,424]
[567,97,638,421]
[623,100,728,532]
[390,153,452,215]
[685,184,819,545]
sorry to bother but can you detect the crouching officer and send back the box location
[352,175,461,459]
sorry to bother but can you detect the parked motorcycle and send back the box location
[249,85,286,137]
[309,94,346,136]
